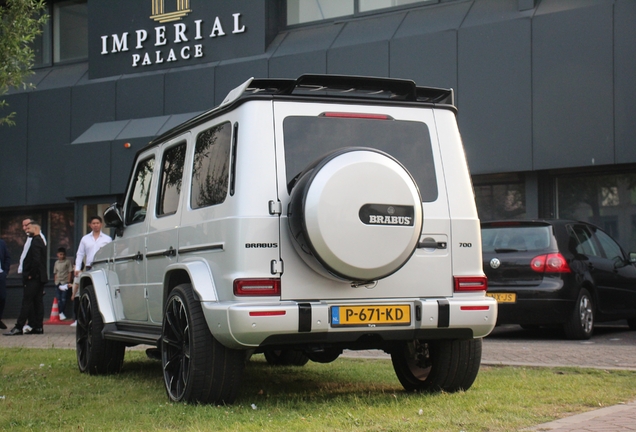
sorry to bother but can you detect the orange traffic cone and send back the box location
[45,298,66,325]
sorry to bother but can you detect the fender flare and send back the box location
[163,259,218,303]
[79,269,116,323]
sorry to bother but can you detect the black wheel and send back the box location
[161,284,245,404]
[263,349,310,366]
[563,288,594,340]
[390,339,482,393]
[76,285,125,375]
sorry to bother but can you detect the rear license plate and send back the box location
[331,305,411,327]
[486,292,516,303]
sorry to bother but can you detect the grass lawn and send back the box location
[1,348,635,431]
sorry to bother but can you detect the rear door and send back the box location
[274,101,451,300]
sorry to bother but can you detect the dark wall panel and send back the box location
[327,13,404,76]
[532,2,614,170]
[614,0,636,163]
[165,65,217,115]
[214,58,268,105]
[71,81,117,141]
[458,18,533,175]
[27,88,72,205]
[64,142,112,198]
[116,73,164,120]
[0,94,28,207]
[269,24,343,78]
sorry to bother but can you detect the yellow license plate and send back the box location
[331,305,411,326]
[486,292,517,303]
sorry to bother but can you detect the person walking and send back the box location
[0,237,10,330]
[4,222,47,336]
[75,216,112,277]
[53,247,73,320]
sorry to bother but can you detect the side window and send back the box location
[594,229,624,261]
[157,143,187,217]
[126,157,155,225]
[569,225,600,257]
[191,122,232,209]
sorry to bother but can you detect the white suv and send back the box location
[76,74,497,405]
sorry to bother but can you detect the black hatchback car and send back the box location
[481,220,636,339]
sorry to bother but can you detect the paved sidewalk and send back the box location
[2,323,636,431]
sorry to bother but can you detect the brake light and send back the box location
[530,253,571,273]
[233,279,281,296]
[454,276,488,292]
[321,112,391,120]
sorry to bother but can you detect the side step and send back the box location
[102,323,161,346]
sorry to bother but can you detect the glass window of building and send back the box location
[473,174,526,222]
[32,5,52,68]
[286,0,436,25]
[557,173,636,252]
[53,0,88,63]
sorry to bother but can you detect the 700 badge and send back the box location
[331,305,411,327]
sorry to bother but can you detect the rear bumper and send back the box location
[201,297,497,349]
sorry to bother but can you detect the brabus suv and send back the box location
[75,74,497,405]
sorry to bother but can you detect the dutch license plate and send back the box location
[331,305,411,326]
[486,292,516,303]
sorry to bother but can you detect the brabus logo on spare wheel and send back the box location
[359,204,415,226]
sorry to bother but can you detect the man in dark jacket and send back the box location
[0,237,10,329]
[4,222,47,336]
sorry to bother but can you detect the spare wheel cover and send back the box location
[290,147,423,281]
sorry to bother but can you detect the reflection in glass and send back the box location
[126,158,155,225]
[158,144,187,216]
[557,174,636,251]
[474,183,526,221]
[191,123,232,209]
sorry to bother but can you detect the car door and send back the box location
[111,153,156,322]
[591,227,636,314]
[146,137,189,324]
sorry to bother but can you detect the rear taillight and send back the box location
[530,253,571,273]
[454,276,488,292]
[233,279,281,296]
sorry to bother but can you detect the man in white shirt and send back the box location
[75,216,112,276]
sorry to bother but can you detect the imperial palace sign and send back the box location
[89,0,268,79]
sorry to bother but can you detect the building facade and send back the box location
[1,0,635,314]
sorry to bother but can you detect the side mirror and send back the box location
[629,252,636,264]
[103,203,124,237]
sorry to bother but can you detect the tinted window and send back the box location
[157,143,187,216]
[126,157,155,225]
[481,226,552,253]
[569,225,600,257]
[594,229,624,261]
[191,122,232,209]
[283,116,438,202]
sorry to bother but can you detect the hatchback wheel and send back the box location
[563,288,594,340]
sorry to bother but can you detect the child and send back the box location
[53,247,73,320]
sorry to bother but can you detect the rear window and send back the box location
[481,226,552,252]
[283,116,438,202]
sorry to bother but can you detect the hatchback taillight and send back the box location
[233,279,281,296]
[530,253,571,273]
[454,276,488,292]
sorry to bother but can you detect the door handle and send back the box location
[163,246,176,257]
[135,251,143,261]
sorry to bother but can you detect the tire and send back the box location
[161,284,245,405]
[288,147,423,282]
[263,349,310,366]
[390,339,482,393]
[76,285,125,375]
[563,288,594,340]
